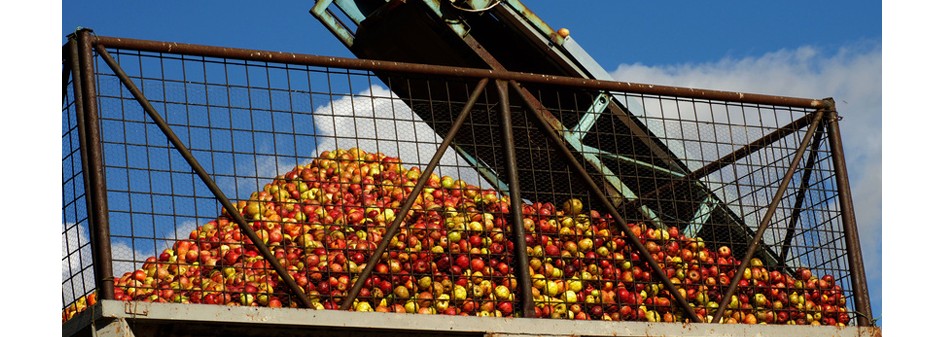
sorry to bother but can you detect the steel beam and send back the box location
[825,104,873,326]
[496,79,536,317]
[76,29,116,301]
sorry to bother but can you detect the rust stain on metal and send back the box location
[123,301,148,316]
[243,308,273,323]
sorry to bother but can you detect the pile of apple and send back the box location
[63,148,852,326]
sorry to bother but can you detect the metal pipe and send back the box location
[68,34,108,301]
[93,36,827,110]
[778,123,826,266]
[510,81,702,323]
[76,29,116,301]
[340,78,490,310]
[92,43,314,308]
[711,109,825,323]
[496,79,536,317]
[824,104,873,326]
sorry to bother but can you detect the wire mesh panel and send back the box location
[62,36,863,328]
[63,45,533,318]
[511,83,852,324]
[63,67,97,319]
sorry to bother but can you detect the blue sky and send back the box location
[51,0,888,329]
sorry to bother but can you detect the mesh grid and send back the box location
[62,70,95,312]
[61,43,859,326]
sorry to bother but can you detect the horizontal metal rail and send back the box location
[91,35,826,110]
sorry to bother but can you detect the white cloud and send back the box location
[610,40,882,316]
[312,85,493,187]
[62,222,94,303]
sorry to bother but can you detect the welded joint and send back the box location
[820,97,839,119]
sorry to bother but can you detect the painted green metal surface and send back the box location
[311,0,356,47]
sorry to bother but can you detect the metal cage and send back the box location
[62,30,876,336]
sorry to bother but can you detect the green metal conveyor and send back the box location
[310,0,782,264]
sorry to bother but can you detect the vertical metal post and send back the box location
[712,109,825,323]
[509,81,701,322]
[824,102,873,326]
[495,80,536,317]
[67,36,102,303]
[75,29,115,300]
[341,78,490,310]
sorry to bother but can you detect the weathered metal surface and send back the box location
[76,29,115,301]
[62,30,876,330]
[502,0,564,46]
[310,0,356,47]
[497,79,536,317]
[65,300,882,337]
[826,106,874,326]
[96,318,135,337]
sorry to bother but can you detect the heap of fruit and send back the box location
[62,148,852,326]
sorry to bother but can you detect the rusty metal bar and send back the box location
[613,111,819,267]
[340,78,491,310]
[92,35,826,110]
[778,123,826,266]
[68,34,105,301]
[624,112,817,211]
[76,29,116,301]
[92,43,315,309]
[712,109,826,323]
[824,105,873,326]
[496,79,536,317]
[510,81,702,323]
